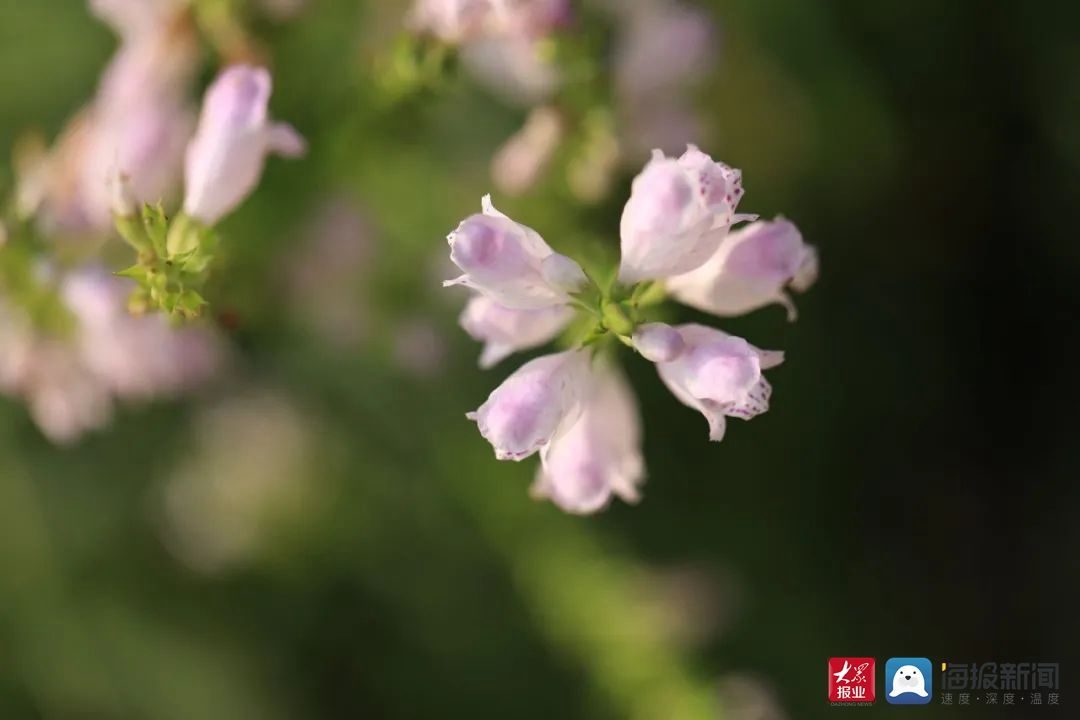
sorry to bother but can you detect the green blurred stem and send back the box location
[436,431,726,720]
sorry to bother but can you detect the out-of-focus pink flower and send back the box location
[183,65,305,225]
[61,269,220,398]
[0,267,221,444]
[80,50,196,225]
[532,361,644,514]
[89,0,185,39]
[614,0,714,105]
[407,0,569,105]
[667,217,818,321]
[284,197,375,348]
[652,323,783,442]
[492,105,564,196]
[161,391,323,574]
[467,348,589,460]
[256,0,308,21]
[407,0,496,43]
[619,145,753,283]
[460,294,572,368]
[444,195,586,310]
[392,318,449,379]
[26,8,198,235]
[459,37,561,105]
[407,0,570,44]
[612,0,715,155]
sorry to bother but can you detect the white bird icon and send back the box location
[833,661,852,684]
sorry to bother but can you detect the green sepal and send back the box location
[114,213,151,253]
[175,289,208,319]
[631,280,667,308]
[165,212,204,258]
[601,299,635,336]
[115,264,151,283]
[141,203,169,257]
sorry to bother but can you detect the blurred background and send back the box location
[0,0,1077,718]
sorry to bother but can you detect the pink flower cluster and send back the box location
[1,3,303,444]
[0,268,220,444]
[20,0,303,237]
[408,0,570,44]
[445,145,818,514]
[21,0,197,235]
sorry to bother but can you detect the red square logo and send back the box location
[828,657,875,703]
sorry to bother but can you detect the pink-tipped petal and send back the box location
[533,362,644,514]
[619,145,748,282]
[652,324,783,442]
[667,217,818,321]
[459,295,573,368]
[468,349,589,461]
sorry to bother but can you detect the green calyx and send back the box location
[562,275,667,350]
[113,205,217,321]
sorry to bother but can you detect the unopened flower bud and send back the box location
[183,65,305,225]
[632,322,684,363]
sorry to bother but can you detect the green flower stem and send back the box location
[601,299,635,336]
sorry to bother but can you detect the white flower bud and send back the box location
[632,322,684,363]
[183,65,306,225]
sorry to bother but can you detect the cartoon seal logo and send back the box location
[889,665,928,697]
[885,657,933,705]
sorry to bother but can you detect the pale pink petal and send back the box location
[467,349,589,461]
[459,295,573,368]
[653,324,783,442]
[183,66,304,224]
[533,362,644,514]
[444,195,585,309]
[619,146,749,283]
[667,217,818,321]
